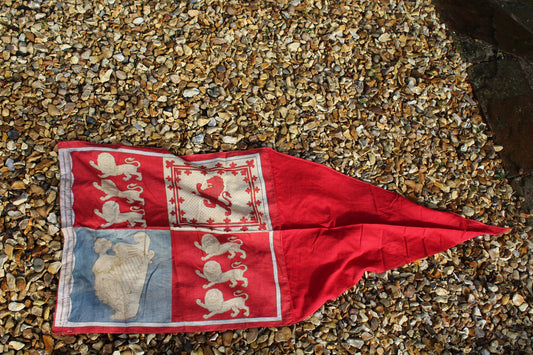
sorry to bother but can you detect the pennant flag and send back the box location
[53,141,509,334]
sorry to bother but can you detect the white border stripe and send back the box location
[255,154,273,231]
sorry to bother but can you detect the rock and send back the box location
[245,328,258,343]
[48,104,61,116]
[222,331,233,346]
[274,327,292,342]
[287,42,300,51]
[378,33,391,42]
[9,341,25,351]
[183,88,200,97]
[512,293,525,306]
[170,74,180,84]
[100,69,113,83]
[11,181,26,190]
[5,157,15,171]
[33,258,45,273]
[463,206,475,217]
[222,136,238,144]
[47,261,62,274]
[8,302,25,312]
[113,53,126,62]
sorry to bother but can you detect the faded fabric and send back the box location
[53,141,509,334]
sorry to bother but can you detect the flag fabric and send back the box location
[53,141,509,334]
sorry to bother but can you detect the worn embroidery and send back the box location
[92,232,155,320]
[196,289,250,319]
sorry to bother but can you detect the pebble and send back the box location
[7,129,19,140]
[463,206,475,217]
[5,157,15,171]
[48,104,61,116]
[8,302,25,312]
[246,328,258,343]
[274,327,292,342]
[512,293,525,306]
[113,53,126,62]
[287,42,300,51]
[33,258,45,273]
[47,261,62,274]
[183,88,200,98]
[9,341,25,351]
[100,69,113,83]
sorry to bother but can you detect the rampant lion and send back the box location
[93,179,144,204]
[94,200,146,228]
[196,289,249,319]
[195,260,248,289]
[196,176,232,216]
[90,153,142,181]
[194,234,246,261]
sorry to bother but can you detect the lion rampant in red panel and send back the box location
[196,176,232,216]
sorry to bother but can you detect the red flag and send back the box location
[53,141,509,334]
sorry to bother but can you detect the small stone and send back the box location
[116,70,127,80]
[100,69,113,83]
[462,206,475,217]
[42,335,54,354]
[86,116,97,125]
[170,74,180,84]
[13,192,28,206]
[8,302,25,312]
[5,157,15,171]
[33,258,45,273]
[347,339,364,349]
[287,42,300,51]
[246,328,258,343]
[198,118,210,127]
[113,53,125,62]
[133,17,144,25]
[314,344,324,355]
[222,136,238,144]
[183,88,200,97]
[512,293,525,306]
[192,133,204,144]
[207,86,221,98]
[48,104,61,116]
[222,331,233,346]
[48,261,62,274]
[11,180,26,190]
[9,341,25,351]
[46,190,57,204]
[274,327,292,342]
[361,332,373,341]
[7,129,19,140]
[378,33,391,42]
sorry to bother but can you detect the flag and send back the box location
[53,141,509,334]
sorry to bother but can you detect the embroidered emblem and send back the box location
[196,289,249,319]
[194,234,246,261]
[90,153,142,181]
[94,200,146,228]
[163,154,270,232]
[92,232,155,320]
[196,176,232,216]
[195,260,248,289]
[93,179,144,204]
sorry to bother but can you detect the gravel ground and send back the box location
[1,0,532,353]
